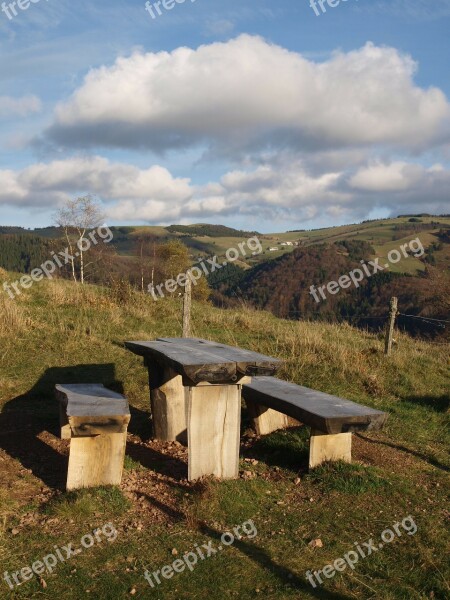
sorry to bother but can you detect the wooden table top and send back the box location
[125,337,282,384]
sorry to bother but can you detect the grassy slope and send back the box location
[123,217,450,274]
[0,273,449,599]
[5,217,450,275]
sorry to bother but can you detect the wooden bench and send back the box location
[56,384,130,490]
[242,377,388,469]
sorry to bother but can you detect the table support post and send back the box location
[148,365,188,443]
[187,385,241,481]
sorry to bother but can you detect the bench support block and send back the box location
[309,429,352,469]
[149,366,187,443]
[187,385,241,481]
[67,432,127,490]
[246,399,289,435]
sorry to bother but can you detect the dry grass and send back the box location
[0,295,32,334]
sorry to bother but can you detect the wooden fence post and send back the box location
[385,296,398,356]
[183,276,192,338]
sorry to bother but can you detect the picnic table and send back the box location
[125,337,281,480]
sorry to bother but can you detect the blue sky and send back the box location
[1,0,449,232]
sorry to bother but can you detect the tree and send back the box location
[54,196,105,284]
[54,205,78,282]
[155,240,210,301]
[133,233,157,292]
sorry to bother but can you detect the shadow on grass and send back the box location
[141,491,352,599]
[0,364,125,490]
[128,404,153,441]
[245,426,310,472]
[126,440,187,480]
[356,433,450,473]
[400,394,449,413]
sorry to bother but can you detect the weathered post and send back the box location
[183,276,192,338]
[385,297,398,356]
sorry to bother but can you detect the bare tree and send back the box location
[54,205,78,283]
[54,196,105,284]
[133,233,157,292]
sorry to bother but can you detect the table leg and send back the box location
[187,384,241,481]
[148,365,187,443]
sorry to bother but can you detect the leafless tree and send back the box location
[54,196,105,284]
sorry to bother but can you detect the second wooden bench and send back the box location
[242,377,388,469]
[56,384,130,490]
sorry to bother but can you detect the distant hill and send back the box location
[165,224,258,237]
[1,215,449,338]
[210,233,450,340]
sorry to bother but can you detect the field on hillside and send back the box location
[8,216,450,275]
[118,217,450,276]
[0,273,449,599]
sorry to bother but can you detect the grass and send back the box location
[306,462,390,494]
[0,274,448,599]
[44,488,131,520]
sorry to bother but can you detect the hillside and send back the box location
[0,272,448,599]
[4,215,450,266]
[1,215,449,339]
[211,234,450,339]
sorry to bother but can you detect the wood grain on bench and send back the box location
[56,384,130,437]
[243,377,388,435]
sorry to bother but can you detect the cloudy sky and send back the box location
[1,0,449,232]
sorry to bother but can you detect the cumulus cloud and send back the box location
[0,157,193,213]
[349,161,425,191]
[347,160,450,215]
[0,95,42,118]
[2,154,448,226]
[43,35,450,154]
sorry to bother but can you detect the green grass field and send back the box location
[0,273,449,599]
[118,216,450,274]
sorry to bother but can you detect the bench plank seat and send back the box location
[243,377,388,469]
[56,384,130,437]
[243,377,387,435]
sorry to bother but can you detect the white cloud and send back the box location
[349,160,450,200]
[349,161,425,191]
[0,157,192,211]
[43,35,450,154]
[0,95,42,118]
[1,155,449,226]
